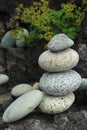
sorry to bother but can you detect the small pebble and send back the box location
[0,74,9,85]
[32,82,39,90]
[11,84,32,97]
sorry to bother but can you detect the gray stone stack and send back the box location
[38,34,81,114]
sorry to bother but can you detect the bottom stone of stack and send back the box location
[38,92,75,114]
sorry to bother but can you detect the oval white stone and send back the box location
[0,74,9,85]
[38,49,79,72]
[11,84,33,97]
[40,70,81,96]
[3,90,43,123]
[39,93,75,114]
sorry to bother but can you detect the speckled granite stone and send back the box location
[48,34,74,51]
[38,49,79,72]
[39,70,81,96]
[39,93,75,114]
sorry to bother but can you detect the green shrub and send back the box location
[14,0,87,47]
[52,3,86,39]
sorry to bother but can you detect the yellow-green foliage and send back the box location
[14,0,87,47]
[10,28,26,40]
[52,3,85,39]
[15,0,56,42]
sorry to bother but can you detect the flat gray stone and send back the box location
[1,31,16,48]
[48,34,74,51]
[38,49,79,72]
[0,74,9,85]
[78,78,87,90]
[39,70,81,96]
[11,84,33,97]
[3,90,43,123]
[39,93,75,114]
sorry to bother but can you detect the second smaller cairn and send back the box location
[38,34,81,114]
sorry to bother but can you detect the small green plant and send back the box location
[15,1,56,43]
[14,0,87,47]
[10,28,28,40]
[52,3,86,39]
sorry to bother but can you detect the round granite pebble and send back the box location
[40,70,81,96]
[38,49,79,72]
[11,84,32,97]
[39,93,75,114]
[3,90,43,123]
[0,74,9,85]
[48,34,74,51]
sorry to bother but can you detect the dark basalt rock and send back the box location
[74,14,87,78]
[0,41,45,91]
[0,0,16,14]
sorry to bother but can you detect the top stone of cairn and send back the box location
[48,34,74,51]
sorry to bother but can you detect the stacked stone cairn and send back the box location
[2,34,82,123]
[38,33,81,114]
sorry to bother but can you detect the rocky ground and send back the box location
[0,92,87,130]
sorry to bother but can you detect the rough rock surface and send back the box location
[0,92,13,116]
[74,13,87,78]
[0,22,5,42]
[0,49,6,73]
[75,43,87,78]
[1,106,87,130]
[0,0,16,14]
[0,43,45,91]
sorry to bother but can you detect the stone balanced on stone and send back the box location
[2,34,82,123]
[38,33,81,114]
